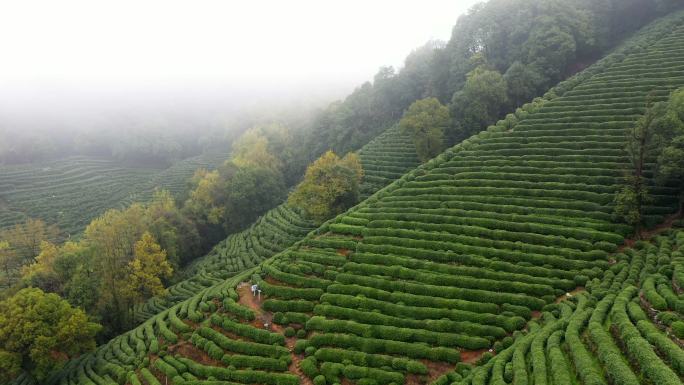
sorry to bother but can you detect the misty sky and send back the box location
[0,0,481,120]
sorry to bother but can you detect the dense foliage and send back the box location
[614,87,684,233]
[288,151,364,222]
[0,288,101,382]
[399,98,450,162]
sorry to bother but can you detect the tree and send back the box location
[450,66,508,143]
[504,61,547,108]
[231,127,282,172]
[399,98,450,162]
[0,288,100,382]
[183,168,226,225]
[0,241,20,288]
[288,151,364,223]
[125,232,173,303]
[654,88,684,210]
[223,165,286,232]
[613,98,663,235]
[146,190,201,267]
[1,218,60,265]
[523,15,578,83]
[84,204,147,333]
[21,241,61,293]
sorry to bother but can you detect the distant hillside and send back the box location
[41,10,684,385]
[0,150,229,236]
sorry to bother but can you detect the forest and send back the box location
[2,0,684,384]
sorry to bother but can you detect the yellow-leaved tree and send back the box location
[125,231,173,303]
[288,151,363,223]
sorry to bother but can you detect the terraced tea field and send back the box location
[358,125,420,200]
[0,151,228,236]
[0,157,160,236]
[448,228,684,385]
[133,204,316,323]
[133,124,420,322]
[38,11,684,385]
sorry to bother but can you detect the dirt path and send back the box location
[237,282,313,385]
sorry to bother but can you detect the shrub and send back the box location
[313,375,327,385]
[672,321,684,339]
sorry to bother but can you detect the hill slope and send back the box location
[446,226,684,385]
[44,11,684,385]
[0,151,229,236]
[133,124,420,322]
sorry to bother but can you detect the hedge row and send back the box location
[196,327,289,358]
[349,252,575,290]
[335,273,546,309]
[306,315,490,350]
[611,286,681,385]
[210,314,285,345]
[318,294,513,334]
[343,261,557,297]
[258,278,324,301]
[221,298,256,321]
[308,333,461,363]
[176,356,299,385]
[313,348,427,374]
[262,299,315,313]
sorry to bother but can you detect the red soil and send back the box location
[169,341,223,367]
[460,348,491,364]
[237,282,312,385]
[422,359,456,383]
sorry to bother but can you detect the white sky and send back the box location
[0,0,481,118]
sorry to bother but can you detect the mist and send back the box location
[0,0,481,137]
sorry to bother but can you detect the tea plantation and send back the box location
[0,150,229,236]
[32,10,684,385]
[132,122,421,322]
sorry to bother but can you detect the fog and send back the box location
[0,0,481,122]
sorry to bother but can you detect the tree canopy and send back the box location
[288,151,364,223]
[399,98,450,162]
[0,288,100,382]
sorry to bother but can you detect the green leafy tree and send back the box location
[399,98,450,162]
[223,165,286,232]
[450,66,508,143]
[654,88,684,210]
[146,190,201,267]
[288,151,364,223]
[0,288,100,382]
[523,16,578,83]
[614,98,663,235]
[504,61,547,108]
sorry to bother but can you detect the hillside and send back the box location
[40,10,684,385]
[0,151,229,236]
[133,124,420,323]
[447,226,684,385]
[358,125,420,200]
